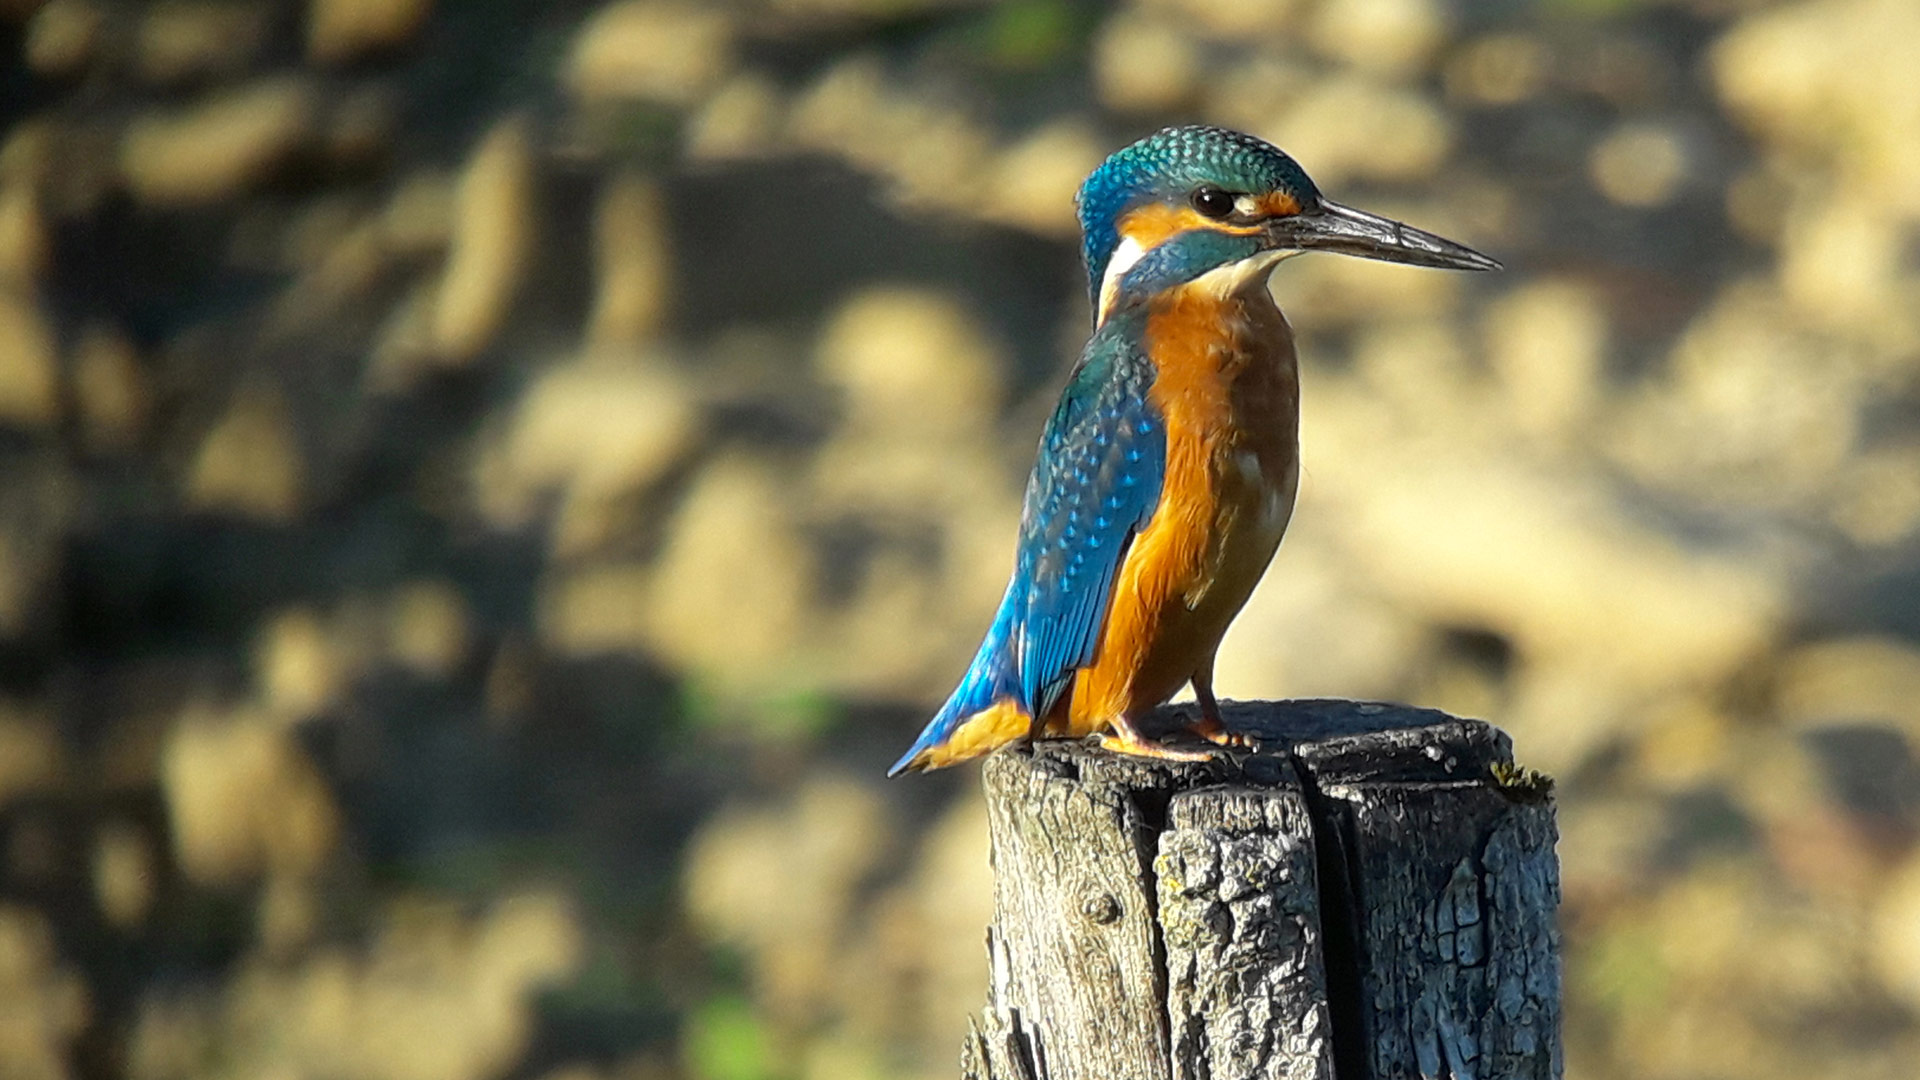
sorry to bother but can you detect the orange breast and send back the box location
[1060,278,1301,734]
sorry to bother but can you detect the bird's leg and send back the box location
[1187,662,1251,748]
[1024,705,1048,746]
[1099,712,1218,762]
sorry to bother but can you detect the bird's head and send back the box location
[1076,125,1500,324]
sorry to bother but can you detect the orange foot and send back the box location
[1098,729,1220,762]
[1187,713,1254,749]
[1185,670,1251,748]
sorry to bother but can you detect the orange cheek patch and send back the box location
[1117,203,1262,249]
[1253,191,1300,217]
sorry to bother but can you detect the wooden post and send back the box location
[960,699,1560,1080]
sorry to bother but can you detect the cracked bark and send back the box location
[961,699,1561,1080]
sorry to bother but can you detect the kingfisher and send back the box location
[890,125,1498,775]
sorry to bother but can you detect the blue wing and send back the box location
[891,313,1166,773]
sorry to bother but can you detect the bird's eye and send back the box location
[1190,186,1236,220]
[1190,186,1235,219]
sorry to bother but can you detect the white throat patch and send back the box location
[1187,248,1295,300]
[1095,235,1147,326]
[1096,241,1295,326]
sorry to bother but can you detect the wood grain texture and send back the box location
[962,699,1561,1080]
[1159,787,1331,1080]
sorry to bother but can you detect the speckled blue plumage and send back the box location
[889,307,1166,774]
[1076,125,1319,307]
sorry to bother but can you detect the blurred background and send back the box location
[0,0,1917,1077]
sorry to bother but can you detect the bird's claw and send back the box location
[1200,726,1254,749]
[1185,710,1252,749]
[1097,732,1220,761]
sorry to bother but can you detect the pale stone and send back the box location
[1274,210,1471,330]
[804,432,1019,694]
[1775,636,1920,738]
[1630,695,1735,790]
[0,184,46,287]
[1092,14,1200,113]
[0,290,58,429]
[1201,56,1315,139]
[1444,33,1549,105]
[257,874,319,956]
[1308,0,1447,78]
[585,174,669,348]
[981,121,1103,236]
[1554,791,1665,894]
[536,562,654,659]
[1872,854,1920,1010]
[1484,280,1607,440]
[120,79,317,206]
[684,775,892,1021]
[1646,862,1856,1025]
[433,117,534,360]
[93,822,156,929]
[0,705,62,807]
[884,113,994,213]
[472,353,700,553]
[786,56,888,154]
[257,607,344,720]
[631,454,812,682]
[1829,443,1920,545]
[379,169,454,256]
[1714,0,1920,215]
[386,580,469,678]
[1301,375,1785,771]
[1349,315,1479,428]
[1723,165,1796,247]
[471,892,583,1004]
[684,72,783,162]
[186,382,303,521]
[308,0,434,63]
[567,1,734,106]
[1609,282,1869,511]
[1777,193,1904,330]
[136,1,268,84]
[816,539,972,698]
[71,324,148,453]
[1589,121,1691,208]
[24,0,104,77]
[1209,527,1430,705]
[908,795,993,1053]
[786,56,993,212]
[1140,0,1300,38]
[1262,73,1452,185]
[0,905,88,1080]
[815,287,1003,442]
[161,707,340,886]
[178,893,579,1080]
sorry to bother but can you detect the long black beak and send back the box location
[1267,199,1502,271]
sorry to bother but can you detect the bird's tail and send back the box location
[888,587,1031,775]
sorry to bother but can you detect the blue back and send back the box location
[890,308,1166,773]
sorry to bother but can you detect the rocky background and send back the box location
[0,0,1917,1077]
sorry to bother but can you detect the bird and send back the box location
[890,125,1498,775]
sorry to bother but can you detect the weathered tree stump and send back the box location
[960,699,1560,1080]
